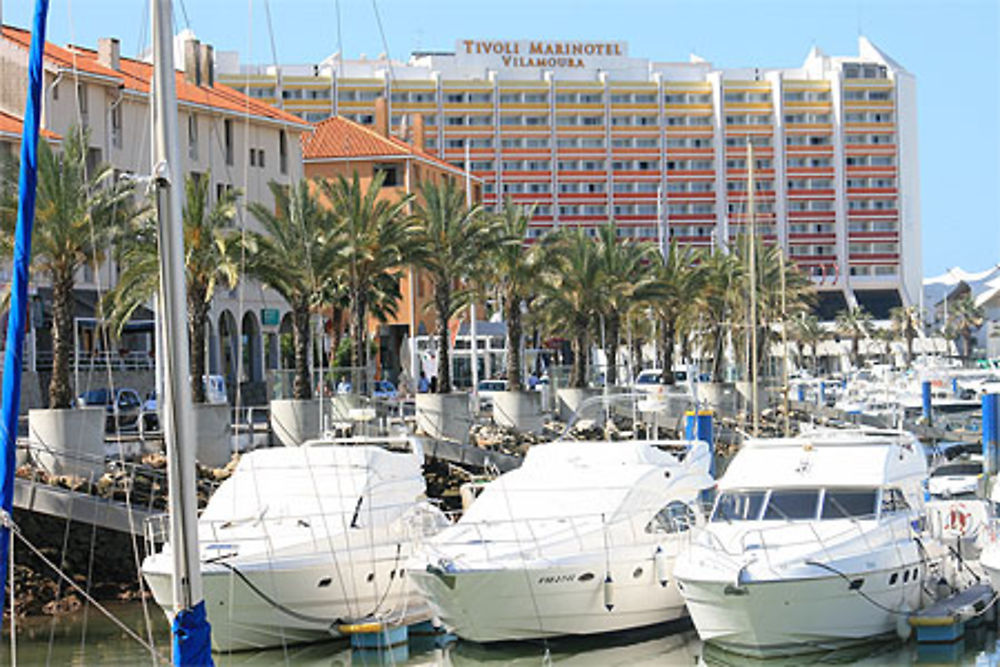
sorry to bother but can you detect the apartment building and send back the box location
[219,36,920,318]
[0,25,310,394]
[302,104,482,383]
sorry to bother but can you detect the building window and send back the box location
[249,147,256,167]
[110,104,122,149]
[188,114,199,160]
[374,163,399,187]
[224,119,234,165]
[279,130,287,174]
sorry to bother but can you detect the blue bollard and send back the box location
[818,381,826,406]
[952,378,959,395]
[983,394,999,476]
[686,410,715,503]
[797,384,805,402]
[922,381,933,427]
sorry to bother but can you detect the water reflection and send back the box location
[4,603,1000,666]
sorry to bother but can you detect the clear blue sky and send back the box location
[6,0,998,278]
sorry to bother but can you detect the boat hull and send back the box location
[677,568,922,658]
[144,547,427,652]
[409,551,686,642]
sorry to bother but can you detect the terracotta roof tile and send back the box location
[0,109,61,141]
[2,25,307,129]
[303,115,477,178]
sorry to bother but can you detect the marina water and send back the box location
[3,601,1000,665]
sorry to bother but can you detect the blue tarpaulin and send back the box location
[0,0,49,601]
[172,600,214,665]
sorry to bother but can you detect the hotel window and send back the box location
[502,138,524,148]
[874,265,897,276]
[580,160,604,171]
[556,137,577,148]
[750,115,771,125]
[726,159,746,169]
[358,90,380,101]
[692,204,715,215]
[690,181,712,192]
[580,93,603,104]
[557,116,578,126]
[445,93,465,103]
[468,116,490,126]
[528,183,550,193]
[555,93,576,104]
[666,138,686,148]
[611,94,632,103]
[870,156,894,166]
[637,115,657,126]
[868,90,892,101]
[668,182,687,192]
[635,137,659,148]
[611,116,633,126]
[748,92,770,103]
[871,112,892,123]
[533,205,552,216]
[446,115,465,126]
[581,137,604,148]
[784,113,806,124]
[612,160,631,170]
[726,115,747,125]
[614,183,634,193]
[808,157,830,167]
[636,204,657,215]
[558,160,580,171]
[870,134,894,144]
[338,89,357,101]
[636,182,660,192]
[724,92,746,103]
[390,92,408,103]
[413,92,435,103]
[470,137,493,148]
[665,116,684,126]
[502,160,524,171]
[503,183,524,193]
[583,205,607,216]
[526,160,550,171]
[634,94,656,104]
[307,89,330,100]
[784,91,805,101]
[845,156,868,166]
[446,138,466,148]
[525,115,547,126]
[693,94,712,103]
[500,93,521,103]
[558,205,580,216]
[636,160,659,171]
[844,112,865,123]
[664,94,686,103]
[844,90,866,101]
[500,115,521,126]
[468,92,492,103]
[470,161,494,171]
[689,116,711,126]
[581,115,602,126]
[525,93,548,103]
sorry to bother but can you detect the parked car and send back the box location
[77,387,143,433]
[372,380,398,400]
[477,379,508,412]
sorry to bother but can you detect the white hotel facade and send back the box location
[218,37,921,318]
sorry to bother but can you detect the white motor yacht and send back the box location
[142,435,448,652]
[674,428,932,657]
[408,436,713,642]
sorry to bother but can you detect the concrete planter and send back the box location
[329,394,363,422]
[415,393,471,443]
[194,403,232,468]
[696,382,739,416]
[269,398,322,447]
[735,381,773,413]
[29,407,106,479]
[556,387,601,423]
[492,391,544,434]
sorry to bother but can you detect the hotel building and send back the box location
[218,36,919,318]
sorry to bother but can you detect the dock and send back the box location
[909,583,995,643]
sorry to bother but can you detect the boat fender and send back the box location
[895,602,912,641]
[603,574,615,611]
[654,546,670,587]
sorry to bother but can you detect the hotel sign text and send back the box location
[456,40,628,70]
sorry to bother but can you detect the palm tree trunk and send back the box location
[570,331,588,389]
[711,325,726,383]
[292,300,312,400]
[48,268,75,409]
[351,290,366,392]
[434,282,451,393]
[630,334,642,377]
[188,287,208,404]
[505,296,522,392]
[604,314,620,387]
[662,320,676,384]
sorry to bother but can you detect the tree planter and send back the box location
[492,391,544,434]
[194,404,232,468]
[269,398,322,447]
[416,393,472,443]
[29,407,105,479]
[556,387,601,423]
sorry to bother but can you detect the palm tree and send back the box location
[834,306,873,368]
[535,228,603,389]
[649,241,703,383]
[593,224,660,387]
[483,199,540,392]
[320,171,415,388]
[18,127,135,408]
[410,179,493,394]
[889,305,920,365]
[790,312,824,374]
[697,249,743,382]
[246,180,341,400]
[949,295,984,360]
[107,173,240,403]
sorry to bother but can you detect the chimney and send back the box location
[183,38,201,85]
[198,43,214,88]
[97,37,120,71]
[411,113,425,152]
[374,95,389,138]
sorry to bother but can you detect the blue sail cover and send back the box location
[0,0,50,600]
[172,600,213,665]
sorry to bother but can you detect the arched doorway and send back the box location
[241,310,262,383]
[218,310,238,392]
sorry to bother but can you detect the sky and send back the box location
[4,0,998,279]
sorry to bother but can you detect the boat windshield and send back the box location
[712,488,878,523]
[932,462,982,477]
[711,491,766,522]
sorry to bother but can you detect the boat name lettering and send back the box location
[537,574,577,584]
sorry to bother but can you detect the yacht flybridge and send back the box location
[674,428,932,657]
[408,437,713,642]
[142,436,448,652]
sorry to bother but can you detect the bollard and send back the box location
[984,393,999,477]
[686,409,715,503]
[818,381,826,406]
[797,384,805,402]
[952,378,959,395]
[922,381,933,427]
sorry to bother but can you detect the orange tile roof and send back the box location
[0,110,61,141]
[1,25,307,129]
[303,115,478,178]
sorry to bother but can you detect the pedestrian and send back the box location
[418,371,430,393]
[429,375,438,393]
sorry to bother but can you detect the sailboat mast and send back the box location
[150,0,204,619]
[746,137,759,437]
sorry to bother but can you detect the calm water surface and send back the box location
[3,602,1000,665]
